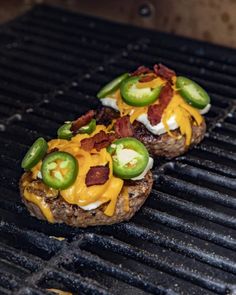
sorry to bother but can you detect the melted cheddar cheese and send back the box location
[162,94,203,145]
[27,125,124,221]
[24,187,55,223]
[108,76,204,146]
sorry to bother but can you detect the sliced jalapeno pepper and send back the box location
[176,76,210,109]
[79,119,96,134]
[21,137,48,171]
[97,73,129,99]
[120,76,162,107]
[41,151,78,190]
[57,122,73,140]
[107,137,149,179]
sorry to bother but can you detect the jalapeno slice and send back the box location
[107,137,149,179]
[21,137,48,171]
[120,76,162,107]
[97,73,129,99]
[79,119,96,134]
[41,151,78,190]
[57,122,73,140]
[176,76,210,109]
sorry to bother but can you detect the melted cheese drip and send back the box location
[30,125,124,219]
[24,189,55,223]
[162,94,203,145]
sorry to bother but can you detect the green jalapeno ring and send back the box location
[41,151,78,190]
[97,73,129,99]
[176,76,210,109]
[120,76,162,107]
[57,119,97,140]
[21,137,48,171]
[57,122,73,140]
[107,137,149,179]
[79,119,96,134]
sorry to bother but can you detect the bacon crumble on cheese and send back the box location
[27,125,124,218]
[100,71,209,146]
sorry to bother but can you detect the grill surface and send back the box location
[0,5,236,295]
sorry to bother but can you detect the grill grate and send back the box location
[0,4,236,295]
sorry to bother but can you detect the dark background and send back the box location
[0,0,236,48]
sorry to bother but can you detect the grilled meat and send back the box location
[96,107,206,158]
[20,171,153,227]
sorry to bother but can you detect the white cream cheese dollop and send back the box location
[100,97,211,136]
[78,201,104,211]
[131,157,153,180]
[100,97,119,111]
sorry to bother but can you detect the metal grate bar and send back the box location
[141,208,236,251]
[173,156,236,178]
[108,223,236,275]
[161,162,236,190]
[194,143,236,162]
[87,235,232,294]
[67,248,170,295]
[149,190,236,229]
[0,242,41,272]
[155,174,236,209]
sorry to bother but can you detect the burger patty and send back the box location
[96,107,206,158]
[20,171,153,227]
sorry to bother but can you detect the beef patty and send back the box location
[96,107,206,158]
[20,171,153,227]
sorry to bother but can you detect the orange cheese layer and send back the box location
[28,125,124,220]
[162,94,203,145]
[112,76,165,123]
[110,77,203,145]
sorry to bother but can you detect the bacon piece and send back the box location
[131,65,152,77]
[80,131,116,152]
[114,116,134,138]
[153,64,176,82]
[80,137,94,151]
[159,82,174,105]
[70,110,95,134]
[147,83,173,125]
[94,133,117,151]
[139,73,157,82]
[85,165,110,187]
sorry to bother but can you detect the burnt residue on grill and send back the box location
[0,4,236,295]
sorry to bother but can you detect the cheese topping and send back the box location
[162,93,203,145]
[25,125,152,220]
[24,188,55,223]
[100,80,210,144]
[28,126,124,218]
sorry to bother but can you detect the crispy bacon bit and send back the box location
[70,110,95,134]
[131,65,152,77]
[85,165,110,187]
[96,107,119,126]
[114,116,134,138]
[80,137,94,151]
[147,83,173,125]
[139,73,157,82]
[153,64,176,82]
[80,131,116,152]
[94,133,116,151]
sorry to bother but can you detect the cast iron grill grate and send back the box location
[0,4,236,295]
